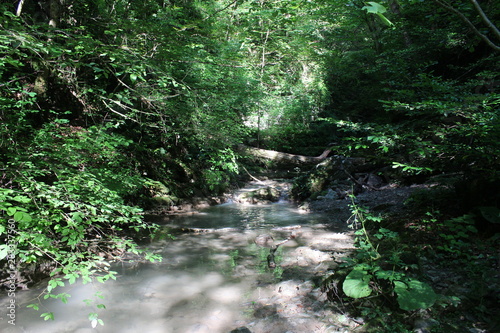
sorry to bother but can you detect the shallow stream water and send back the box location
[0,182,356,333]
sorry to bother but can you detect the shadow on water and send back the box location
[0,200,355,333]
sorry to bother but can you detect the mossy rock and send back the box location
[150,195,178,207]
[240,186,281,204]
[146,180,170,196]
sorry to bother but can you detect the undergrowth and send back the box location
[322,192,499,332]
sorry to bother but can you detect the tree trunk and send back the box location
[237,144,333,165]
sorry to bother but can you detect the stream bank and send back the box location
[301,178,500,333]
[0,180,361,333]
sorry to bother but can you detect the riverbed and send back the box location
[0,182,357,333]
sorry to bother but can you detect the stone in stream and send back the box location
[254,233,274,247]
[229,326,252,333]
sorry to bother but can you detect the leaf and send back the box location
[362,2,387,14]
[12,195,31,203]
[362,2,395,26]
[375,269,396,281]
[394,279,438,311]
[27,303,40,311]
[478,206,500,224]
[41,312,54,321]
[70,211,83,223]
[56,293,71,304]
[343,267,372,298]
[6,207,17,216]
[376,13,394,27]
[0,245,10,260]
[14,211,32,223]
[65,273,78,284]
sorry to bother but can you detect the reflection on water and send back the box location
[153,201,322,230]
[0,201,348,333]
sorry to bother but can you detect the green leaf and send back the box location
[362,2,387,14]
[56,293,71,304]
[376,13,394,27]
[394,279,438,311]
[65,273,79,284]
[27,303,40,311]
[6,207,17,216]
[14,211,32,223]
[375,269,396,281]
[362,2,394,26]
[41,312,54,321]
[343,267,372,298]
[12,195,31,203]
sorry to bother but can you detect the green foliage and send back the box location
[436,214,478,255]
[412,210,479,257]
[343,266,373,298]
[0,154,160,318]
[362,2,394,27]
[393,279,438,311]
[340,199,439,314]
[200,148,240,194]
[1,0,499,329]
[1,118,160,323]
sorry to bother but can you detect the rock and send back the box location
[253,304,278,318]
[413,318,439,333]
[229,327,252,333]
[366,173,384,188]
[239,186,281,204]
[255,234,274,247]
[318,188,337,200]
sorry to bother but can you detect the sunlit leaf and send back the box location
[14,211,32,223]
[0,245,10,260]
[343,267,372,298]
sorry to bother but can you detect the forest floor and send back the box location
[302,182,499,333]
[306,183,425,231]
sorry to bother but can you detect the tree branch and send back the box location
[469,0,500,41]
[16,0,25,16]
[203,0,239,21]
[433,0,500,52]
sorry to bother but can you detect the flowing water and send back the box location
[0,182,356,333]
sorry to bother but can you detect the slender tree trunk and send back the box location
[34,0,63,97]
[388,0,412,46]
[364,14,382,53]
[16,0,25,16]
[49,0,61,28]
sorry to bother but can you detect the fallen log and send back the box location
[237,144,332,165]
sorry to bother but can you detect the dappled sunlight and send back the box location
[1,198,357,332]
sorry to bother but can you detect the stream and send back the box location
[0,181,356,333]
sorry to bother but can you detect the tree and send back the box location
[432,0,500,52]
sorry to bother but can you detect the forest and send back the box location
[0,0,499,331]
